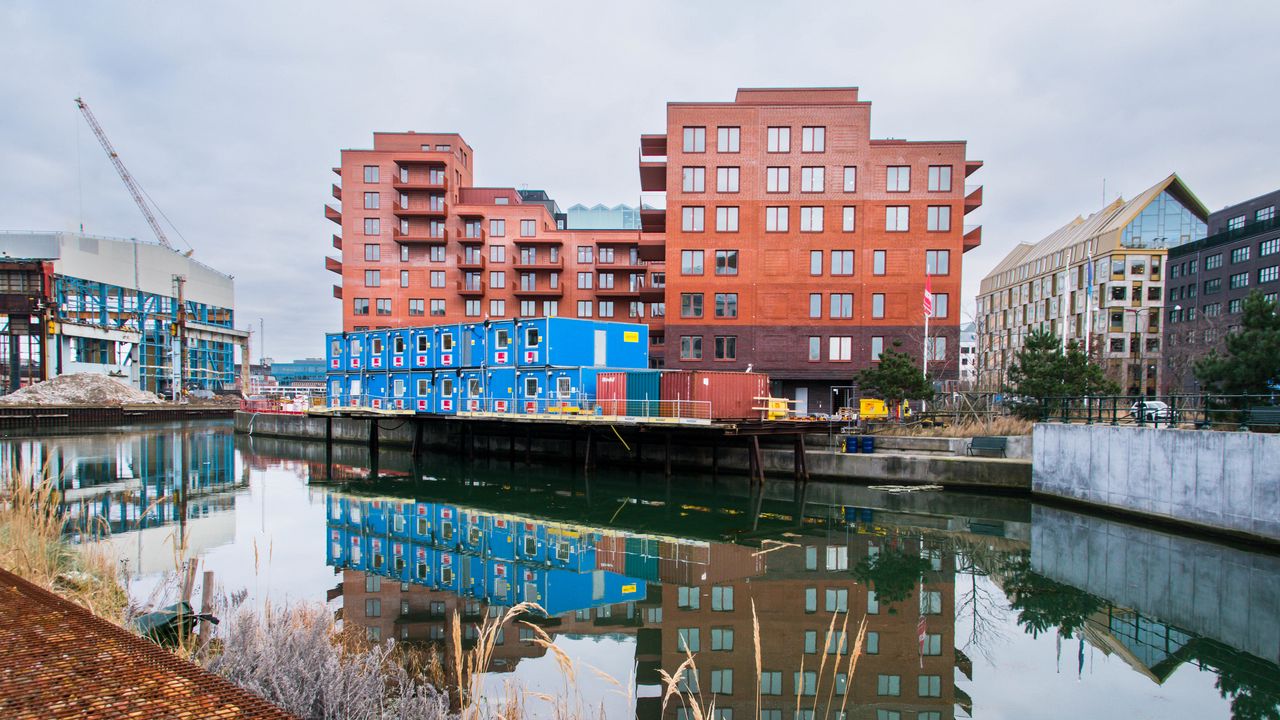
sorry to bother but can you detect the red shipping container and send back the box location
[691,371,771,420]
[595,372,628,415]
[659,370,694,418]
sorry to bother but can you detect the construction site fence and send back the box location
[1033,394,1280,430]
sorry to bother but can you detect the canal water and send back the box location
[8,419,1279,719]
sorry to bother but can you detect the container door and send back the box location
[594,329,607,366]
[795,387,809,414]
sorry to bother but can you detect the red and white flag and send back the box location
[923,276,934,318]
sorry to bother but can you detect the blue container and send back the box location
[437,550,461,593]
[516,520,546,563]
[625,369,662,416]
[515,369,547,413]
[411,372,433,413]
[388,371,412,410]
[434,371,459,414]
[345,333,365,372]
[843,436,859,454]
[326,526,345,567]
[364,330,389,371]
[410,328,433,370]
[459,369,485,412]
[365,499,389,535]
[484,368,516,413]
[387,328,412,370]
[344,374,366,407]
[514,318,649,368]
[326,495,344,525]
[347,532,368,571]
[545,526,584,570]
[487,515,517,560]
[343,497,363,528]
[487,320,517,367]
[411,544,432,584]
[488,561,516,605]
[367,536,389,575]
[409,502,434,542]
[462,556,486,598]
[389,501,411,539]
[459,322,487,368]
[459,510,486,553]
[435,504,459,547]
[434,324,461,369]
[390,539,412,582]
[326,332,345,372]
[327,375,345,407]
[861,436,875,454]
[364,373,389,409]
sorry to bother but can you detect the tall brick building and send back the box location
[325,88,982,412]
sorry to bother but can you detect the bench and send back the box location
[1245,407,1280,429]
[966,436,1008,457]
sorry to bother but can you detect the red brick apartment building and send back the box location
[325,88,982,412]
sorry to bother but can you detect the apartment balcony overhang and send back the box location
[513,286,564,298]
[333,285,342,299]
[325,256,342,275]
[640,208,666,233]
[964,185,983,214]
[392,177,448,192]
[331,184,342,201]
[637,236,666,262]
[512,260,564,271]
[392,154,449,166]
[393,229,448,245]
[513,236,563,246]
[457,254,485,270]
[965,160,984,177]
[456,280,486,296]
[639,286,665,302]
[332,234,342,250]
[597,263,648,273]
[325,205,342,224]
[393,201,447,218]
[963,225,982,251]
[594,236,641,246]
[595,287,642,299]
[458,231,486,245]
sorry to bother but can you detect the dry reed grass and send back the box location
[876,415,1033,437]
[0,470,126,622]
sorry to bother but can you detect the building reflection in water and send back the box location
[0,422,240,575]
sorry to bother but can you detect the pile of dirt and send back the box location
[0,374,163,406]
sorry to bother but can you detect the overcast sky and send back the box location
[2,1,1277,361]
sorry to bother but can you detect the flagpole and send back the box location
[1084,248,1094,357]
[922,274,931,415]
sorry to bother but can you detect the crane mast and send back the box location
[74,97,174,250]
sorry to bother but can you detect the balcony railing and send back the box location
[457,279,485,296]
[457,253,485,270]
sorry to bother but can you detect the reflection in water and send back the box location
[6,423,1277,719]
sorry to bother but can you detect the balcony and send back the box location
[513,285,564,298]
[457,279,486,296]
[964,224,982,251]
[965,185,983,214]
[513,258,564,271]
[457,253,485,270]
[392,153,450,166]
[640,208,666,234]
[332,284,342,299]
[325,256,342,275]
[393,228,448,245]
[325,205,341,224]
[639,286,665,302]
[331,184,341,201]
[332,166,341,176]
[965,160,984,177]
[392,176,448,191]
[458,230,486,245]
[639,135,669,193]
[332,234,342,250]
[595,286,642,299]
[637,235,666,262]
[597,262,648,273]
[513,235,563,246]
[393,201,448,218]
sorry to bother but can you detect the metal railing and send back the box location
[324,393,713,420]
[1033,394,1280,430]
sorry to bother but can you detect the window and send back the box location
[810,251,823,276]
[677,628,700,653]
[1204,278,1222,294]
[886,166,911,192]
[577,245,594,263]
[490,271,505,289]
[871,336,883,360]
[828,336,852,361]
[716,206,739,232]
[365,598,381,617]
[519,300,536,316]
[876,675,901,697]
[364,243,381,261]
[681,293,704,318]
[872,293,885,318]
[866,631,880,654]
[576,300,593,318]
[885,206,909,231]
[717,126,740,153]
[682,250,705,275]
[767,126,790,153]
[1260,266,1279,283]
[934,293,949,319]
[490,299,505,316]
[430,270,445,288]
[1232,246,1251,263]
[465,299,481,317]
[918,675,942,698]
[408,298,424,316]
[400,270,409,288]
[711,627,734,651]
[927,206,952,231]
[1258,206,1276,222]
[801,167,824,192]
[1230,272,1250,289]
[766,207,789,232]
[490,244,506,263]
[363,165,379,183]
[825,588,849,612]
[364,218,380,235]
[842,206,856,232]
[364,270,380,287]
[928,165,953,191]
[682,206,705,232]
[711,586,734,611]
[808,336,820,361]
[598,272,614,289]
[353,298,369,315]
[1228,215,1246,231]
[766,167,790,193]
[801,126,825,152]
[809,293,822,318]
[715,250,738,275]
[716,166,740,192]
[520,219,536,237]
[843,166,857,192]
[683,126,706,153]
[831,250,853,275]
[682,166,706,192]
[760,671,783,695]
[800,206,824,232]
[1262,238,1279,256]
[1206,253,1223,270]
[868,590,879,614]
[577,272,593,289]
[804,630,818,654]
[430,245,445,262]
[680,336,702,360]
[920,590,943,614]
[714,293,738,318]
[927,336,947,360]
[873,250,886,275]
[363,191,380,210]
[430,299,445,316]
[826,545,848,570]
[490,219,505,237]
[710,669,733,696]
[926,250,951,275]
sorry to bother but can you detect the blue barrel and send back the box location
[843,436,859,454]
[861,436,875,454]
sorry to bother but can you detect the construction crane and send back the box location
[74,96,178,252]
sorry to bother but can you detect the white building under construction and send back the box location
[0,231,246,395]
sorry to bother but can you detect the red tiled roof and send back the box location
[0,567,295,719]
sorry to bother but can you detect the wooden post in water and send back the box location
[583,430,594,476]
[750,436,765,485]
[794,434,809,483]
[368,419,379,455]
[199,570,215,641]
[412,420,423,458]
[324,415,333,482]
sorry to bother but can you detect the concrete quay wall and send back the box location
[1033,423,1280,542]
[235,412,1030,491]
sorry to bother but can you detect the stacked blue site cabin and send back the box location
[325,317,649,413]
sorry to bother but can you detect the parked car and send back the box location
[1130,400,1175,423]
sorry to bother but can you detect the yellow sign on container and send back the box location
[622,583,637,594]
[859,398,888,419]
[623,331,640,343]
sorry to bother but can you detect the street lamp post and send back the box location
[1123,306,1148,397]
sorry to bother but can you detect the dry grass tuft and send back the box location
[876,415,1033,437]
